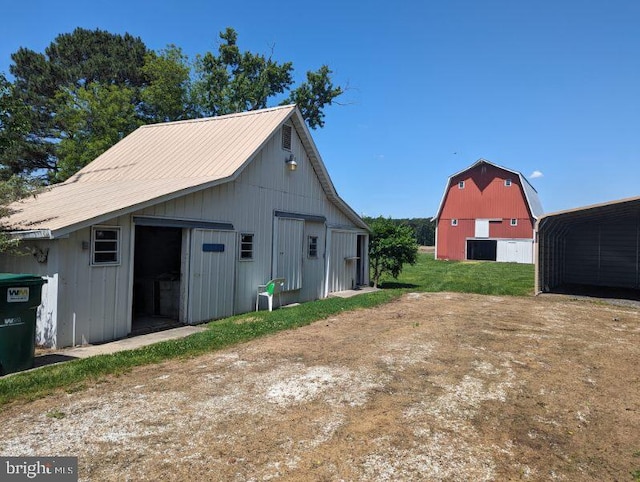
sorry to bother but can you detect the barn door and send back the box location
[275,217,304,291]
[475,219,490,238]
[187,229,236,324]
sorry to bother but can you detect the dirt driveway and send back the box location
[1,292,639,481]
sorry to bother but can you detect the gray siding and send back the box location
[564,220,640,288]
[537,205,640,293]
[0,122,366,347]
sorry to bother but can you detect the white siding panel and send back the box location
[328,230,358,292]
[188,229,236,323]
[275,218,304,291]
[0,240,59,347]
[300,222,326,301]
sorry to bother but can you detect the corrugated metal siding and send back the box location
[0,239,59,346]
[187,229,236,322]
[275,218,304,291]
[46,217,132,348]
[564,221,639,288]
[538,202,640,293]
[138,124,359,312]
[328,230,358,292]
[301,221,326,300]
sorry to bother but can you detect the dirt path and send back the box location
[1,292,639,481]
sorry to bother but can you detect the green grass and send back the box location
[0,252,534,408]
[381,252,534,296]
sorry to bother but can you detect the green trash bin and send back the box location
[0,273,47,375]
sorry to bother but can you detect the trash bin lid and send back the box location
[0,273,46,285]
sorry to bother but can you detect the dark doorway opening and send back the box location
[467,239,497,261]
[132,226,183,335]
[356,235,366,286]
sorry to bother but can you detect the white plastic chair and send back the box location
[255,278,285,311]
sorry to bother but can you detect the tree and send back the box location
[0,72,54,178]
[140,45,194,123]
[8,28,149,179]
[392,218,435,246]
[54,82,141,181]
[193,27,343,128]
[284,65,343,129]
[367,217,418,288]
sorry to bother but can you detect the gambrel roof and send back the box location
[4,105,367,238]
[433,158,544,221]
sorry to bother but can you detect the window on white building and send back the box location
[92,227,120,265]
[240,233,254,260]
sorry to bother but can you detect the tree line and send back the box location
[364,217,435,246]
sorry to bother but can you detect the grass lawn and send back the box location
[381,252,534,297]
[0,252,534,407]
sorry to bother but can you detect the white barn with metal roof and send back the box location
[0,105,370,348]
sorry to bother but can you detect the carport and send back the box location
[536,196,640,298]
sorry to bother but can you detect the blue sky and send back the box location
[2,0,639,218]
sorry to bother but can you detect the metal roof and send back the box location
[433,158,544,221]
[537,195,640,229]
[3,105,368,237]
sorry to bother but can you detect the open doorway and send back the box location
[467,239,497,261]
[356,234,367,286]
[132,225,183,335]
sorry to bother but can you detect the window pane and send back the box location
[94,252,117,263]
[95,229,118,240]
[95,241,117,252]
[240,233,253,259]
[308,236,318,258]
[92,227,119,265]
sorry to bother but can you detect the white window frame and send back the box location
[510,218,518,226]
[505,179,512,187]
[451,219,458,226]
[239,233,254,261]
[91,226,121,266]
[458,180,465,189]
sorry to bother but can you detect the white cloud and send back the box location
[529,170,544,179]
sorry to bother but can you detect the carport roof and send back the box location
[3,105,368,238]
[538,195,640,229]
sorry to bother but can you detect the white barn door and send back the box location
[187,229,236,324]
[475,219,490,238]
[275,218,304,291]
[497,239,534,264]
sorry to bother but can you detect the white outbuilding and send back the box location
[0,105,370,348]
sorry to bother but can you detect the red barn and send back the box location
[434,159,543,263]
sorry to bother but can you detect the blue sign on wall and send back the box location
[202,243,225,252]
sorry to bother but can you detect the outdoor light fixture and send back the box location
[285,154,297,171]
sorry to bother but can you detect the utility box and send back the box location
[0,273,47,375]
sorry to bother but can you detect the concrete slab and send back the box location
[328,287,379,298]
[53,325,208,359]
